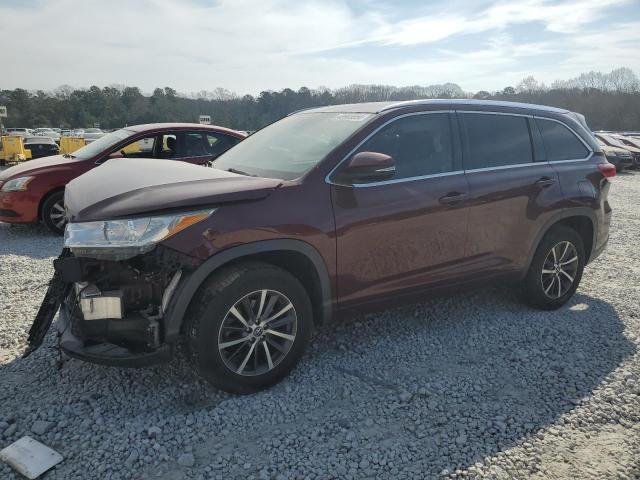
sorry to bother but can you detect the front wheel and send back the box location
[184,262,313,394]
[41,191,66,235]
[522,226,585,310]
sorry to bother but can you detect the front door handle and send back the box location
[535,176,556,187]
[439,192,467,205]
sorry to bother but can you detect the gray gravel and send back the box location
[1,172,640,479]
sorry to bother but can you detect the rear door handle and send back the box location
[438,192,467,205]
[535,176,556,187]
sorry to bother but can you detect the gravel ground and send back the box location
[1,172,639,480]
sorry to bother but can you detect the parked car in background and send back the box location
[0,123,246,234]
[5,128,33,138]
[82,128,105,143]
[23,136,60,159]
[611,134,640,168]
[26,100,614,394]
[34,128,61,142]
[594,132,640,169]
[595,140,634,171]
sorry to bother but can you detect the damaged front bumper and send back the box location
[25,247,199,367]
[56,302,173,367]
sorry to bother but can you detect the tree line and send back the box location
[1,67,639,132]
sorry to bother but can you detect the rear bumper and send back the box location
[58,303,173,368]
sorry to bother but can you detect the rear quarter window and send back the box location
[461,113,533,169]
[536,118,590,161]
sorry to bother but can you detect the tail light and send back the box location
[597,162,616,178]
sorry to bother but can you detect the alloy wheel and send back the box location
[541,241,579,299]
[49,200,67,230]
[217,289,297,376]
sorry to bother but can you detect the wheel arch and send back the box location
[164,239,333,342]
[38,186,65,222]
[525,208,597,275]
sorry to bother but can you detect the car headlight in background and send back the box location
[1,176,35,192]
[64,209,215,259]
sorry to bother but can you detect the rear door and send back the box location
[331,111,470,308]
[459,111,563,277]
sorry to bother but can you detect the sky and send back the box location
[1,0,639,95]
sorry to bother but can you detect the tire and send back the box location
[522,225,585,310]
[41,190,66,235]
[184,261,313,394]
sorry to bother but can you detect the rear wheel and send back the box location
[41,191,66,235]
[184,262,313,394]
[522,226,585,310]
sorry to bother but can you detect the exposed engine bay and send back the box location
[26,246,200,358]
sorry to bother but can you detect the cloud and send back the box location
[0,0,638,94]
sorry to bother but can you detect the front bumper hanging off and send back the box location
[24,253,71,357]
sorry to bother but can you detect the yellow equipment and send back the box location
[59,136,86,155]
[0,136,32,164]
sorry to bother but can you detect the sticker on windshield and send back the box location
[333,113,371,122]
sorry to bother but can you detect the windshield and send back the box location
[213,112,373,180]
[72,128,134,159]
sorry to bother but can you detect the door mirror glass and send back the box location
[340,151,396,183]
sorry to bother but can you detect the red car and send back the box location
[0,123,246,234]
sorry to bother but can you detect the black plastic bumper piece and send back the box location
[0,208,19,217]
[58,304,173,368]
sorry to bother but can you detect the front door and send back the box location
[330,112,470,309]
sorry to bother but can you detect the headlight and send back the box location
[64,209,214,259]
[1,176,35,192]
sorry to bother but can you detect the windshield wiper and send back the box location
[226,167,257,177]
[63,153,76,159]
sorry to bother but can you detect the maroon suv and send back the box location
[27,100,614,394]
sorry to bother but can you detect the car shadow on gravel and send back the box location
[0,287,633,478]
[304,288,635,475]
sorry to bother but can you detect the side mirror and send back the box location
[339,151,396,184]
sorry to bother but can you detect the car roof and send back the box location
[125,122,247,138]
[298,99,571,114]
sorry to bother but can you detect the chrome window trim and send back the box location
[351,170,465,188]
[464,162,543,174]
[325,109,597,187]
[325,110,456,187]
[533,116,594,163]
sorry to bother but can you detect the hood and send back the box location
[65,158,282,222]
[0,154,80,181]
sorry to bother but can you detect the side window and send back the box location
[159,133,178,158]
[119,136,156,157]
[537,118,589,161]
[158,132,210,159]
[355,113,454,180]
[462,113,533,169]
[183,132,210,157]
[204,133,239,158]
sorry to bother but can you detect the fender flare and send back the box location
[523,207,597,275]
[164,239,333,341]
